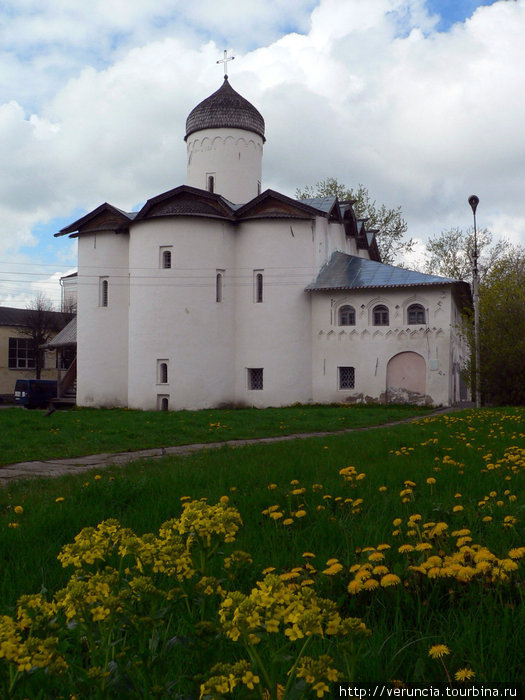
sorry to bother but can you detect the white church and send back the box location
[56,68,471,410]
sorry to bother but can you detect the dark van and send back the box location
[14,379,57,408]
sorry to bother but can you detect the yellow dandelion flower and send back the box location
[270,512,283,520]
[482,516,492,523]
[377,544,391,551]
[415,543,432,552]
[368,552,385,562]
[302,552,315,558]
[323,563,343,576]
[363,578,379,591]
[380,574,401,588]
[372,565,389,576]
[428,644,450,659]
[267,483,277,490]
[452,505,464,513]
[398,544,415,554]
[426,478,436,485]
[347,580,363,595]
[393,518,403,527]
[55,497,65,503]
[14,506,24,515]
[283,518,294,526]
[379,486,387,492]
[455,668,475,682]
[295,510,306,518]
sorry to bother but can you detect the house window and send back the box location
[100,278,109,307]
[373,304,389,326]
[338,366,355,390]
[254,271,264,303]
[247,368,264,390]
[407,303,426,324]
[157,395,169,411]
[8,338,35,369]
[339,305,356,326]
[162,250,172,269]
[157,360,168,384]
[207,174,215,193]
[216,271,224,303]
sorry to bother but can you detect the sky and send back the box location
[1,0,523,308]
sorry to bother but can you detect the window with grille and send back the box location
[373,304,389,326]
[158,361,168,384]
[207,174,215,193]
[162,250,172,269]
[338,366,355,390]
[247,368,264,390]
[100,278,109,307]
[8,338,35,369]
[407,303,425,324]
[339,305,356,326]
[254,271,264,303]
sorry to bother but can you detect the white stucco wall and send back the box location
[311,286,461,406]
[186,128,263,204]
[76,230,130,407]
[126,217,237,411]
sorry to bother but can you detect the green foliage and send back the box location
[0,403,429,467]
[0,407,523,694]
[295,178,413,265]
[423,227,507,283]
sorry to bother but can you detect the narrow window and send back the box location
[162,250,171,269]
[407,303,425,325]
[254,271,264,303]
[257,180,262,195]
[373,304,389,326]
[216,271,224,303]
[157,395,169,411]
[100,278,109,307]
[160,363,168,384]
[207,174,215,193]
[339,305,356,326]
[247,368,264,390]
[338,366,355,389]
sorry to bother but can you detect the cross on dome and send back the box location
[217,49,235,78]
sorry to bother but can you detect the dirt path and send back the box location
[0,407,466,485]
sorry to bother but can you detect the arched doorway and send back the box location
[386,352,426,404]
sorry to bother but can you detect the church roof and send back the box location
[185,76,265,142]
[306,251,464,292]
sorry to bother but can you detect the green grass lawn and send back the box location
[0,406,523,697]
[0,403,429,467]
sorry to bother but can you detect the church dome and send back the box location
[185,76,265,142]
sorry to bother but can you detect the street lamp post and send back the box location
[468,195,481,408]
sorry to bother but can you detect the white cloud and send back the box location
[0,0,524,307]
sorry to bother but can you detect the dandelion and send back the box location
[295,510,306,518]
[55,497,65,503]
[455,668,475,682]
[379,486,387,492]
[380,574,401,588]
[283,518,294,526]
[428,644,450,659]
[14,506,24,515]
[302,552,315,559]
[94,475,102,481]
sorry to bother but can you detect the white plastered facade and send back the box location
[66,79,470,411]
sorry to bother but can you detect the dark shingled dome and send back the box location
[185,76,265,142]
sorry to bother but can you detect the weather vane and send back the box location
[217,49,235,78]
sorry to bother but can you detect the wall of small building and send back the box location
[186,127,264,204]
[311,286,460,406]
[76,230,130,408]
[0,326,58,398]
[127,217,237,411]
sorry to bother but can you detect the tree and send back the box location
[20,293,64,379]
[475,248,525,405]
[423,227,507,283]
[295,178,413,265]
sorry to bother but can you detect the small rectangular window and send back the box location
[157,359,169,384]
[216,270,224,303]
[338,366,355,389]
[247,368,264,390]
[254,270,264,303]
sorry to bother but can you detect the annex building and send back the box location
[56,72,470,410]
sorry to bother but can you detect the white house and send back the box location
[56,74,471,410]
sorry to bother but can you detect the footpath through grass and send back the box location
[0,406,523,697]
[0,403,429,467]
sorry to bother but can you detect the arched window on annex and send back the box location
[372,304,389,326]
[407,303,426,325]
[338,304,356,326]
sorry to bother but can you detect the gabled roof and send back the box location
[235,190,323,220]
[43,316,77,348]
[185,76,265,142]
[300,196,341,220]
[0,306,72,328]
[134,185,237,221]
[306,251,467,292]
[55,203,135,238]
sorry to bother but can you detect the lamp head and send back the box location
[468,195,479,214]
